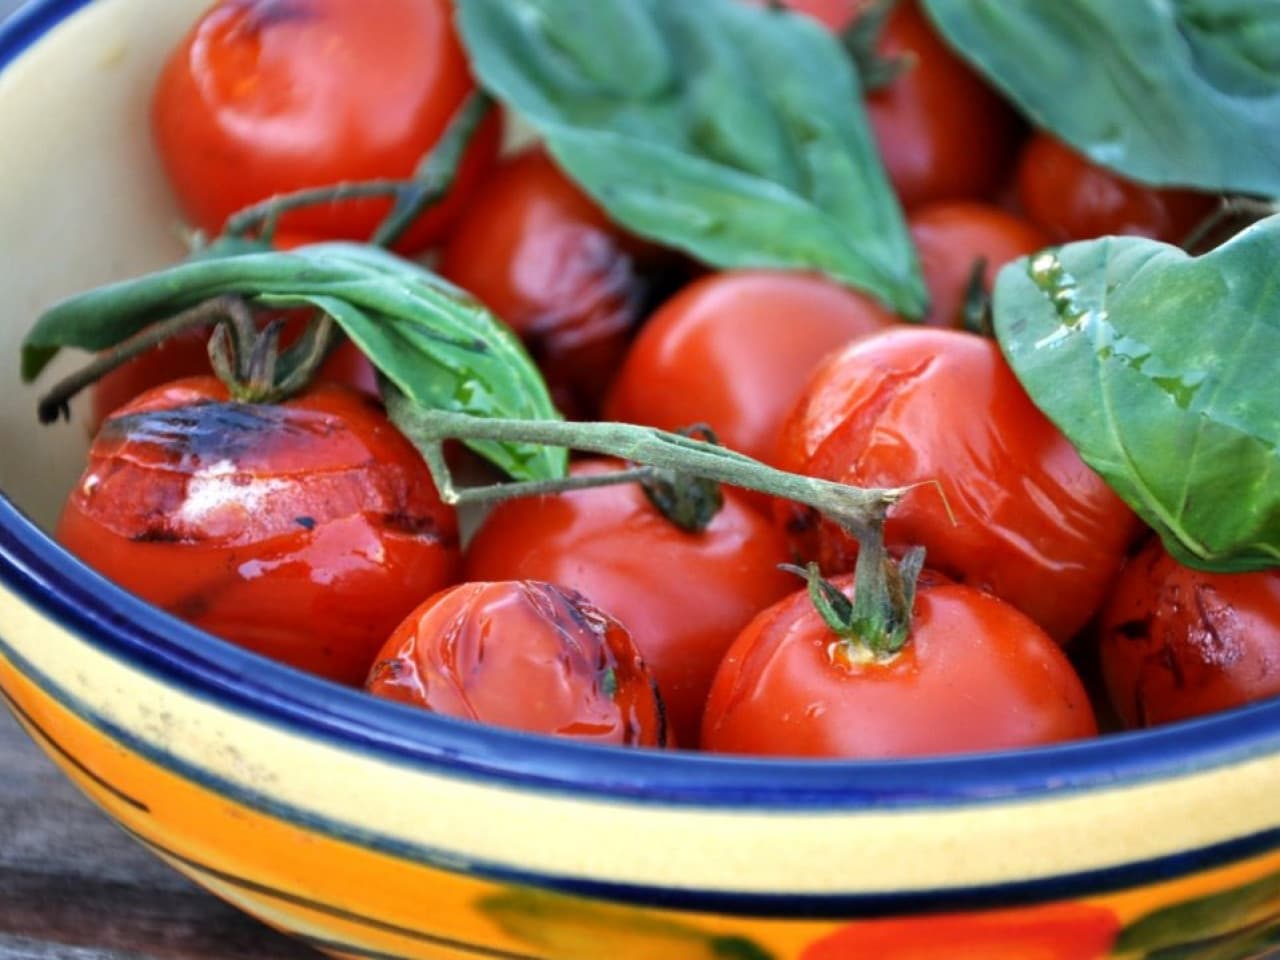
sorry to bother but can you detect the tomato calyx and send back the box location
[636,426,725,534]
[784,520,925,662]
[839,0,915,93]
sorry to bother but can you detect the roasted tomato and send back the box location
[908,202,1050,328]
[776,328,1142,642]
[1100,539,1280,728]
[463,459,795,747]
[366,580,669,747]
[605,271,897,468]
[58,377,460,685]
[151,0,502,251]
[439,149,681,418]
[702,572,1097,758]
[1015,133,1216,244]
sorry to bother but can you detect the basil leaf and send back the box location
[994,216,1280,572]
[921,0,1280,195]
[457,0,926,318]
[22,243,565,483]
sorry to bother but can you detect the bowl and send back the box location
[3,2,1280,958]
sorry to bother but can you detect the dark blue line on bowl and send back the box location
[3,626,1279,920]
[0,0,96,73]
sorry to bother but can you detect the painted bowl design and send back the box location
[1,2,1279,958]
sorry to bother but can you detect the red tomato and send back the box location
[776,328,1141,642]
[909,202,1050,328]
[439,149,679,418]
[463,459,795,747]
[604,271,897,468]
[1015,134,1216,244]
[1100,539,1280,728]
[366,580,669,747]
[702,572,1097,758]
[58,377,459,685]
[151,0,502,251]
[802,902,1120,960]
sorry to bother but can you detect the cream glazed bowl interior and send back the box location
[3,2,1280,959]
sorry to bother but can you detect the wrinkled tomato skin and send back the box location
[777,328,1141,642]
[58,377,460,685]
[366,580,669,747]
[908,202,1050,328]
[1015,134,1216,244]
[801,902,1120,960]
[604,271,897,468]
[1100,539,1280,728]
[463,459,795,747]
[702,573,1097,758]
[439,150,678,418]
[152,0,502,252]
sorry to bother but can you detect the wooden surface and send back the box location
[0,707,322,959]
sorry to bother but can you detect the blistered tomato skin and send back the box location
[777,328,1141,642]
[908,202,1050,328]
[366,581,668,747]
[604,271,897,468]
[463,459,795,747]
[151,0,502,251]
[1015,134,1216,244]
[439,150,677,418]
[58,377,460,685]
[1100,539,1280,728]
[702,574,1097,758]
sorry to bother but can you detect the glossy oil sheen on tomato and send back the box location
[464,459,795,748]
[777,328,1141,642]
[366,581,668,747]
[151,0,501,250]
[58,378,459,685]
[702,574,1097,758]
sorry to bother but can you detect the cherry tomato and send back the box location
[604,271,897,468]
[366,580,669,747]
[439,149,682,418]
[776,328,1141,642]
[802,902,1120,960]
[152,0,502,252]
[463,459,795,747]
[908,202,1050,328]
[1099,539,1280,728]
[1015,134,1216,244]
[702,572,1097,758]
[58,377,460,685]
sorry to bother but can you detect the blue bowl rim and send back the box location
[4,0,1280,815]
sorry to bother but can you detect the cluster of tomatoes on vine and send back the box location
[50,0,1279,758]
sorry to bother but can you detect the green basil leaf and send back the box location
[921,0,1280,195]
[457,0,926,318]
[22,243,565,483]
[994,216,1280,572]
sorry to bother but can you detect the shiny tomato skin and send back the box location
[366,580,669,747]
[702,573,1097,758]
[1100,539,1280,728]
[802,902,1120,960]
[1015,134,1216,244]
[604,271,897,468]
[439,149,672,418]
[151,0,502,251]
[777,328,1141,642]
[58,377,460,685]
[463,459,795,747]
[909,202,1050,328]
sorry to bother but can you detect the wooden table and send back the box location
[0,707,323,959]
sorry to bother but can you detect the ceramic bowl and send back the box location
[3,2,1280,958]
